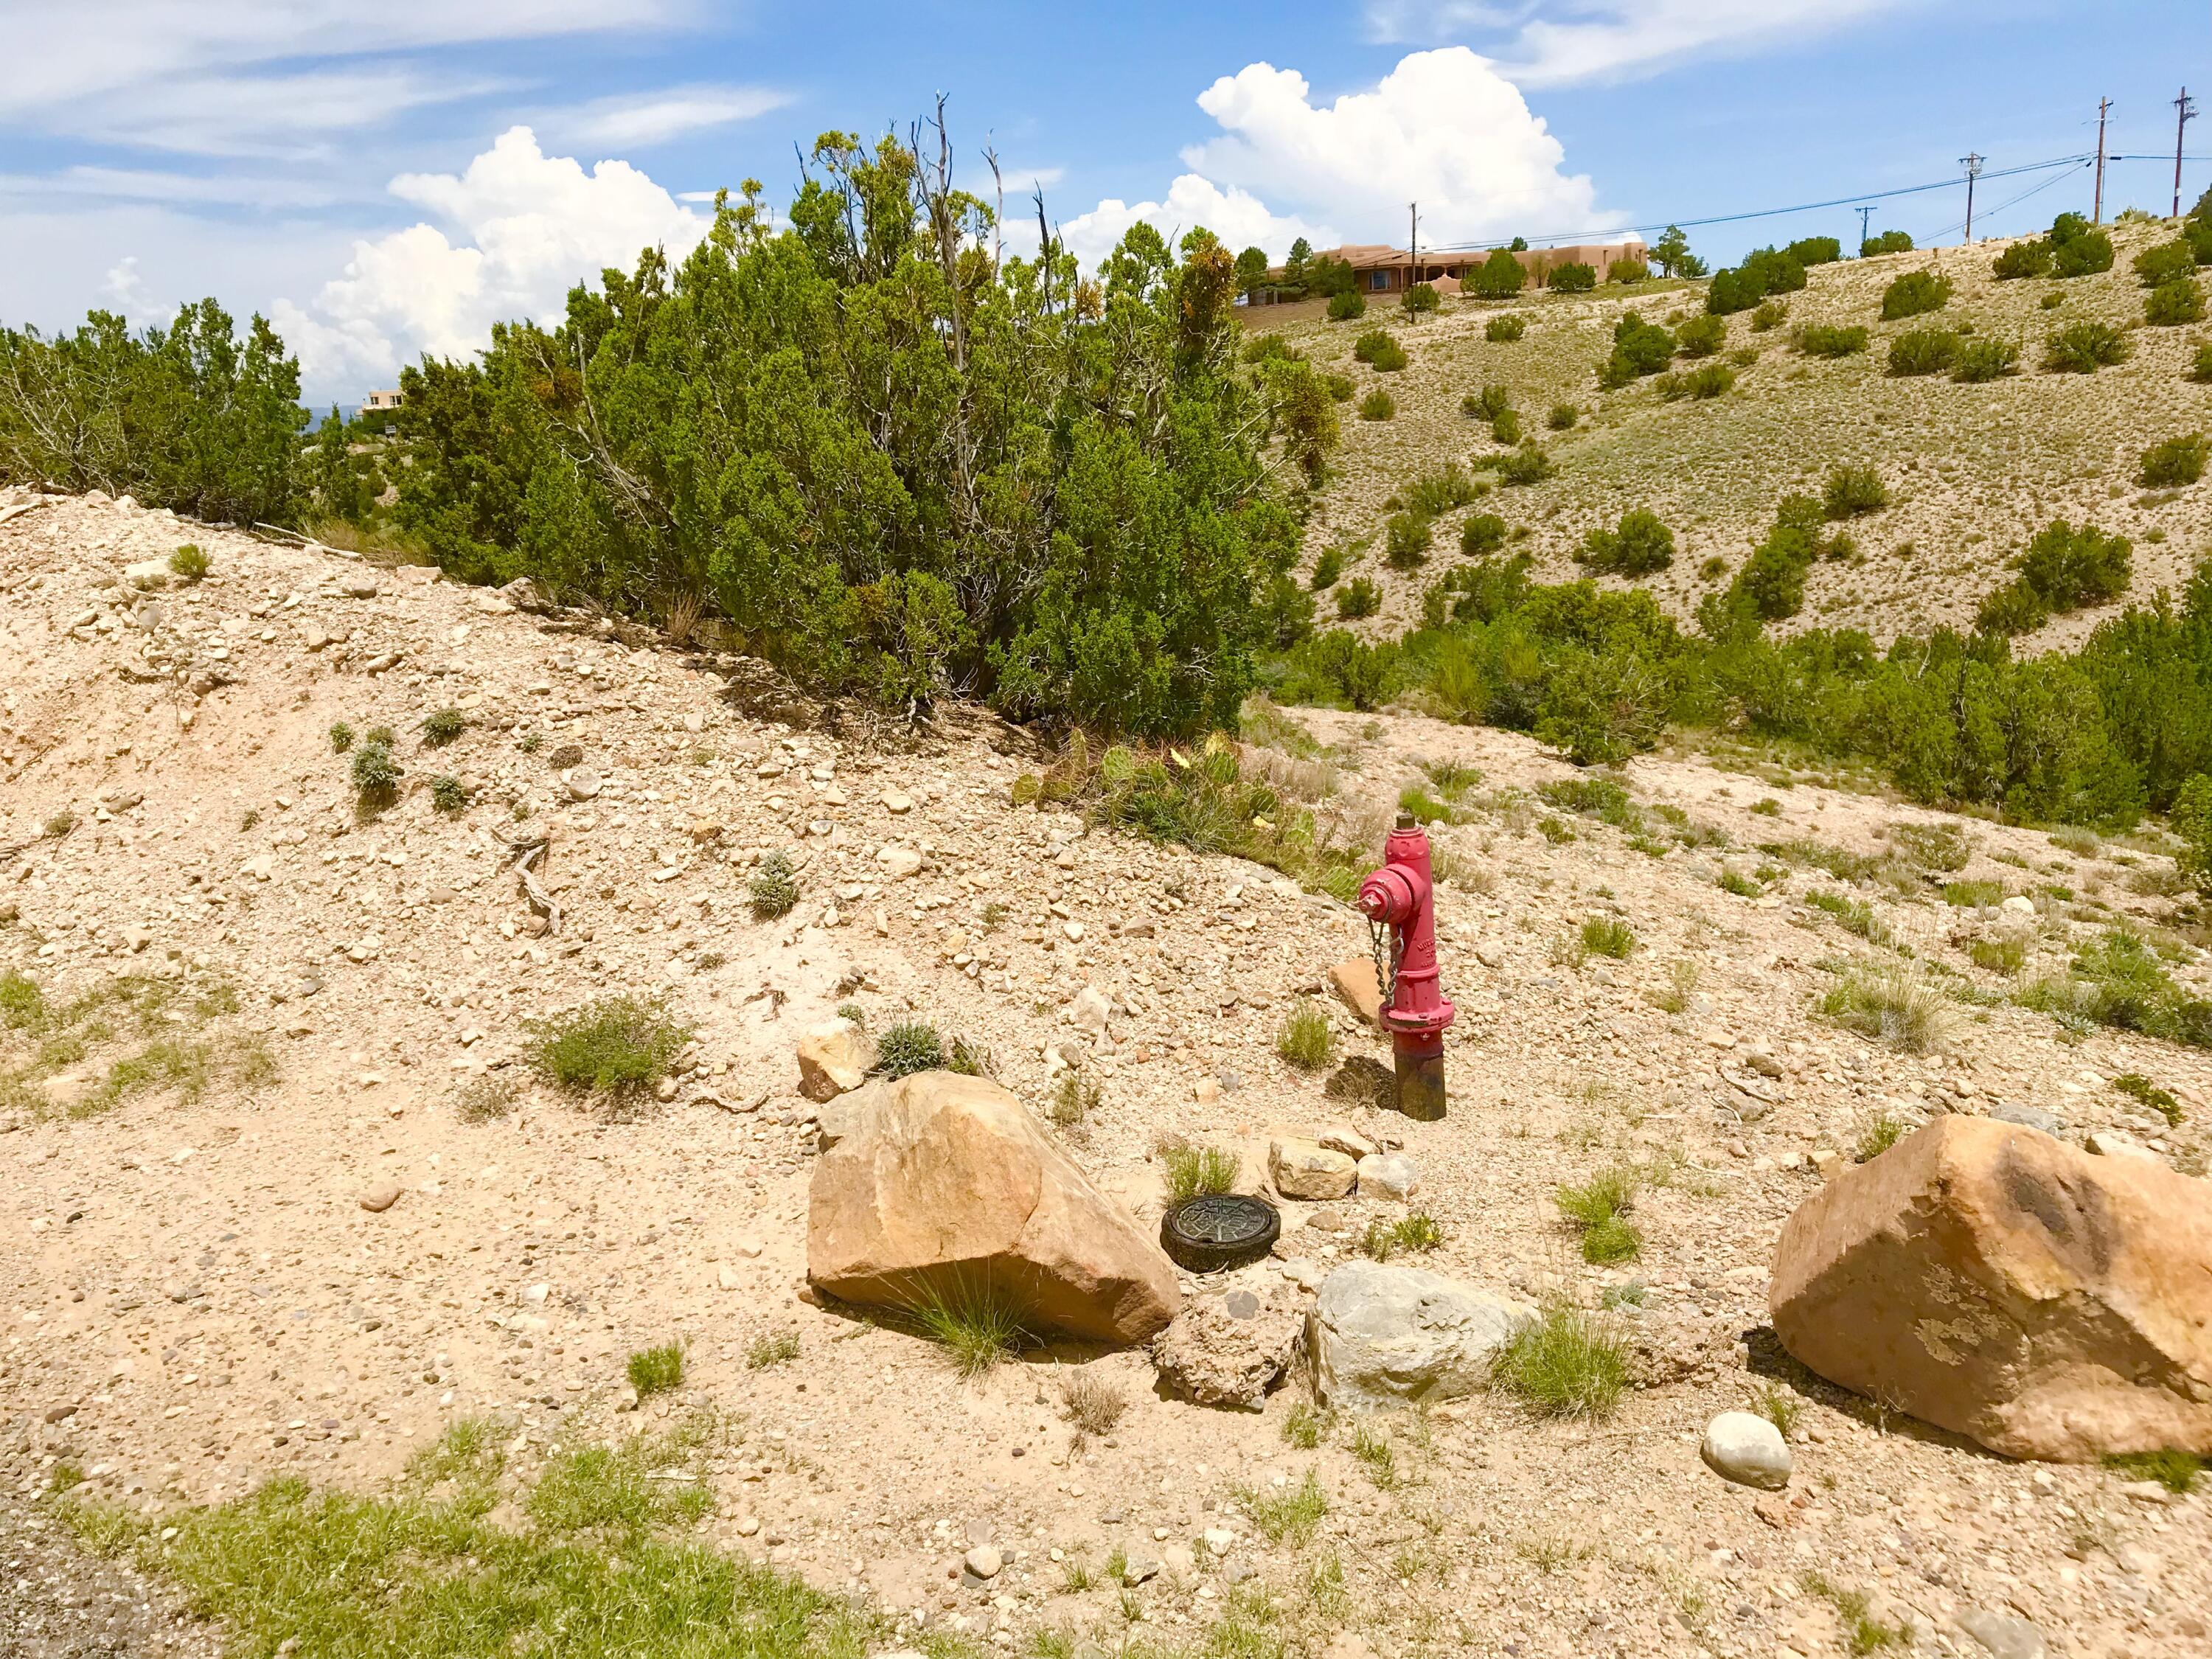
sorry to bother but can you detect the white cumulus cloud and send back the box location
[1365,0,1914,87]
[274,126,710,389]
[1062,48,1612,266]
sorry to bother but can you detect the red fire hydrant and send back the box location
[1357,812,1456,1121]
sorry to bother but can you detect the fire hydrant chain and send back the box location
[1354,810,1457,1121]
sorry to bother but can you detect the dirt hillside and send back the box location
[1,487,2208,1659]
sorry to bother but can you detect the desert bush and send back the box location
[1576,509,1675,575]
[1242,333,1298,364]
[1401,281,1441,316]
[627,1342,684,1397]
[1992,239,2056,279]
[1889,820,1969,871]
[524,995,694,1094]
[912,1279,1032,1376]
[350,738,399,805]
[1706,248,1806,315]
[1547,402,1579,430]
[2146,278,2207,327]
[748,850,800,919]
[1818,965,1952,1052]
[1385,513,1434,568]
[1404,463,1484,515]
[1358,389,1395,421]
[1497,444,1554,485]
[2014,520,2133,609]
[1675,362,1736,399]
[1607,257,1649,283]
[429,775,468,814]
[1337,578,1381,619]
[1492,1300,1628,1417]
[1548,261,1596,293]
[2043,321,2131,372]
[2135,240,2199,288]
[2113,1071,2185,1124]
[2051,223,2115,278]
[1310,546,1345,590]
[1750,299,1789,332]
[1463,383,1513,422]
[1861,229,1913,257]
[1485,313,1527,342]
[1887,328,1961,376]
[1793,324,1869,358]
[1785,236,1843,266]
[873,1020,946,1077]
[328,721,354,754]
[1460,513,1508,557]
[1952,338,2022,381]
[1353,327,1408,371]
[1673,314,1726,358]
[1598,312,1675,387]
[1489,408,1521,445]
[1579,915,1636,959]
[1162,1141,1239,1200]
[422,706,465,747]
[1879,270,1952,320]
[2140,434,2210,487]
[1823,464,1888,519]
[1327,290,1366,321]
[2018,928,2212,1047]
[1277,998,1336,1070]
[168,544,210,581]
[1472,247,1528,299]
[1324,371,1354,400]
[2177,774,2212,897]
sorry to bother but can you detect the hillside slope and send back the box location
[2,489,2209,1659]
[1268,223,2211,648]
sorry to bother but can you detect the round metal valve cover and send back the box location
[1159,1193,1281,1273]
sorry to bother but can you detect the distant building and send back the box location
[362,389,404,411]
[1259,237,1649,302]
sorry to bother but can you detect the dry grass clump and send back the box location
[1491,1299,1629,1419]
[1817,965,1954,1052]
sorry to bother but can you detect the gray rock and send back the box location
[1153,1290,1301,1409]
[1308,1261,1532,1411]
[1954,1608,2045,1659]
[1356,1152,1419,1200]
[961,1543,1002,1580]
[1990,1102,2062,1135]
[1699,1411,1792,1489]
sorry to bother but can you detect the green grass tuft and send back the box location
[909,1278,1032,1377]
[2101,1449,2202,1493]
[872,1020,945,1078]
[745,1332,801,1370]
[1556,1164,1641,1262]
[747,852,799,920]
[1579,916,1636,959]
[1491,1300,1629,1419]
[1162,1141,1239,1201]
[523,995,693,1096]
[1276,998,1336,1071]
[627,1342,684,1397]
[1238,1470,1329,1546]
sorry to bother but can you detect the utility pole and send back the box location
[2176,88,2199,218]
[2093,97,2111,223]
[1960,152,1985,243]
[1409,202,1419,274]
[1857,204,1873,249]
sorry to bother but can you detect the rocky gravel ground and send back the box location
[1,489,2208,1658]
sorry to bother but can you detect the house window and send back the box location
[1369,271,1389,292]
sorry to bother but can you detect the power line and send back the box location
[1426,152,2093,253]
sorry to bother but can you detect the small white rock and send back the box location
[1700,1411,1792,1489]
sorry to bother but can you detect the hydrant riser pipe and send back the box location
[1355,817,1457,1121]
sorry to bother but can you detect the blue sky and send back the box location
[2,1,2204,400]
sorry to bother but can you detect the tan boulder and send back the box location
[1770,1115,2212,1461]
[807,1070,1179,1343]
[796,1017,875,1102]
[1327,957,1382,1026]
[1270,1136,1358,1201]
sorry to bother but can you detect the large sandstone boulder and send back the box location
[1270,1136,1357,1200]
[1770,1115,2212,1461]
[1309,1260,1532,1411]
[807,1071,1179,1343]
[797,1017,874,1102]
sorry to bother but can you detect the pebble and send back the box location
[1356,1152,1419,1200]
[1699,1411,1792,1489]
[1953,1609,2046,1659]
[565,768,602,801]
[962,1544,1002,1580]
[358,1182,402,1214]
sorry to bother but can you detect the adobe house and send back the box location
[1262,237,1649,300]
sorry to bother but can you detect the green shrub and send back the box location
[1993,239,2056,279]
[1464,383,1512,422]
[2140,434,2209,488]
[2112,1071,2185,1125]
[2135,240,2199,288]
[2044,321,2130,372]
[874,1020,946,1077]
[1490,408,1521,445]
[1861,229,1914,257]
[1337,577,1381,619]
[1952,338,2022,382]
[1162,1142,1239,1200]
[1706,248,1806,315]
[911,1278,1032,1376]
[0,968,44,1031]
[1887,328,1961,375]
[1276,998,1335,1070]
[1879,270,1952,320]
[1497,444,1554,486]
[2147,279,2207,327]
[2014,520,2133,609]
[1385,512,1434,568]
[351,740,399,804]
[1353,327,1405,369]
[1576,509,1674,575]
[1672,314,1725,358]
[2103,1450,2204,1494]
[1607,257,1650,283]
[1793,324,1869,358]
[1310,546,1344,590]
[1673,362,1736,399]
[1492,1301,1629,1417]
[1472,247,1528,299]
[748,851,799,919]
[1324,372,1355,400]
[1943,879,2007,908]
[627,1342,684,1397]
[1402,281,1441,316]
[168,544,210,581]
[1460,513,1507,556]
[364,724,397,748]
[2176,773,2212,897]
[1327,290,1366,321]
[1818,965,1952,1052]
[1403,463,1484,515]
[2189,343,2212,383]
[1598,312,1674,386]
[1548,260,1596,293]
[1485,313,1527,342]
[422,706,465,747]
[1546,402,1579,430]
[1750,299,1789,332]
[2019,928,2212,1046]
[524,995,694,1094]
[1579,915,1636,959]
[1358,389,1395,421]
[429,775,468,814]
[1823,465,1888,519]
[1784,236,1843,266]
[2052,225,2115,278]
[1976,580,2051,636]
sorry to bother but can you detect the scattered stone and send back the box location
[1700,1411,1792,1489]
[1770,1115,2212,1461]
[878,845,924,878]
[1308,1261,1532,1411]
[1152,1289,1301,1409]
[1270,1137,1357,1201]
[341,577,379,599]
[882,790,913,814]
[807,1070,1180,1343]
[1070,985,1113,1037]
[1954,1610,2045,1659]
[2000,894,2037,917]
[122,559,170,591]
[564,769,602,801]
[1326,958,1382,1026]
[796,1017,876,1102]
[2085,1129,2158,1161]
[1318,1126,1380,1161]
[962,1544,1002,1581]
[358,1182,401,1214]
[1356,1152,1419,1200]
[1990,1102,2062,1135]
[1320,1636,1378,1659]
